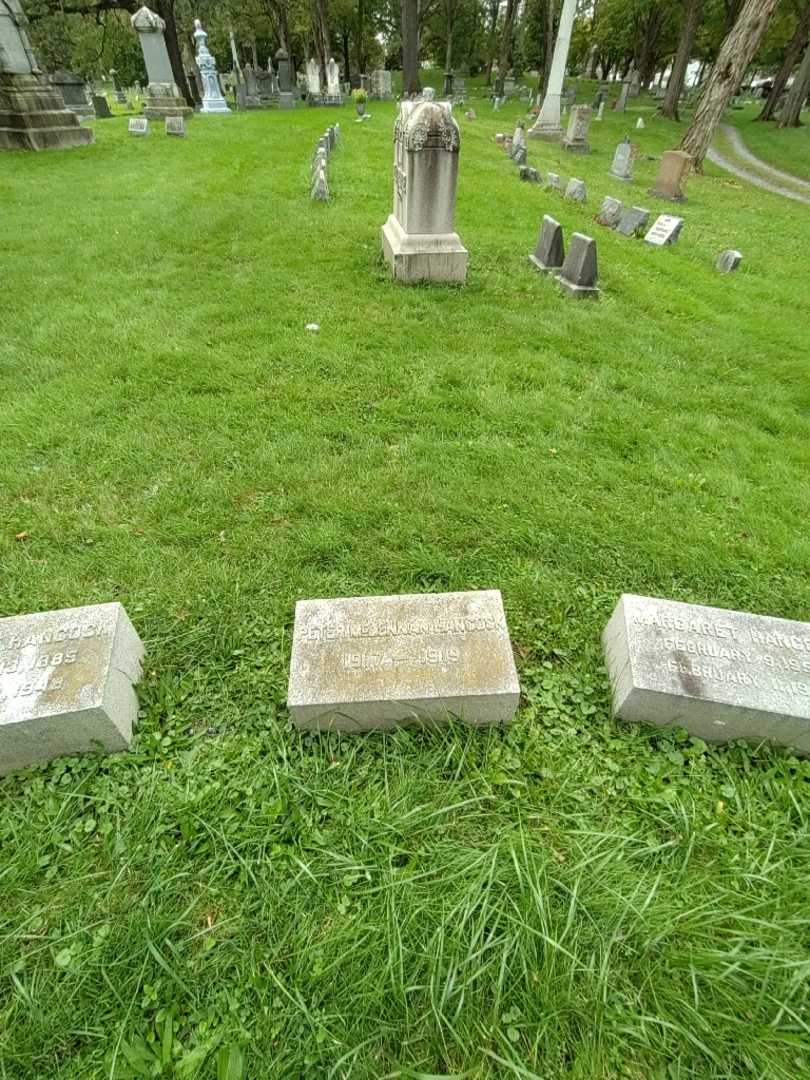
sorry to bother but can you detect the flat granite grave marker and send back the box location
[529,214,564,273]
[287,590,520,731]
[603,594,810,754]
[644,213,684,246]
[129,116,148,135]
[716,249,742,272]
[165,114,185,136]
[615,205,650,237]
[0,603,144,776]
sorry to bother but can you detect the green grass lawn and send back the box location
[1,91,810,1079]
[722,101,810,181]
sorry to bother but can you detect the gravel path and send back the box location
[707,138,810,207]
[721,123,810,191]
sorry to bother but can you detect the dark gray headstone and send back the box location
[556,232,599,300]
[529,214,564,273]
[615,206,650,238]
[519,166,540,183]
[92,94,112,119]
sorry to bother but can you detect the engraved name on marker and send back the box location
[287,590,520,731]
[0,603,144,776]
[603,594,810,753]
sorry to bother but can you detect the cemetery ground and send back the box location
[2,90,810,1079]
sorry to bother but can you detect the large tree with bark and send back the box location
[777,33,810,124]
[758,0,810,119]
[659,0,704,119]
[678,0,780,169]
[401,0,420,93]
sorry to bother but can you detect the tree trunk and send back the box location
[777,36,810,125]
[342,27,350,79]
[445,0,455,72]
[757,1,810,120]
[679,0,780,169]
[660,0,704,120]
[356,0,365,74]
[498,0,517,88]
[156,0,193,107]
[638,4,665,88]
[262,0,290,53]
[311,0,330,84]
[724,0,743,35]
[484,0,499,85]
[402,0,421,94]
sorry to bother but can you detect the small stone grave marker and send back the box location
[287,590,520,731]
[636,117,645,129]
[644,213,684,246]
[649,149,691,201]
[716,249,742,272]
[596,195,623,228]
[615,205,650,237]
[565,177,586,202]
[519,166,541,183]
[546,172,563,193]
[529,214,564,273]
[92,94,113,119]
[0,603,144,776]
[609,139,633,182]
[129,117,149,136]
[556,232,599,300]
[603,594,810,753]
[562,105,592,153]
[165,115,186,137]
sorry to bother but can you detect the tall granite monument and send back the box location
[130,6,191,121]
[0,0,93,150]
[381,98,468,284]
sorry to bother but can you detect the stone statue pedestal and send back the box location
[381,99,468,285]
[0,72,93,150]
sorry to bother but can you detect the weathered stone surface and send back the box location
[644,213,683,246]
[529,214,564,273]
[0,603,144,776]
[519,165,540,183]
[131,6,191,120]
[381,99,468,284]
[555,231,599,299]
[635,116,645,129]
[287,590,520,731]
[194,19,230,114]
[608,138,633,182]
[615,205,650,237]
[129,116,148,135]
[165,114,185,136]
[603,594,810,754]
[562,104,591,153]
[92,93,112,118]
[546,171,563,193]
[596,195,623,228]
[716,249,742,272]
[649,149,691,202]
[564,177,586,202]
[49,69,93,120]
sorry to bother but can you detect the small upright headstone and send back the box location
[565,177,586,203]
[287,590,520,731]
[0,603,144,776]
[562,105,592,153]
[609,138,633,182]
[165,114,186,136]
[615,206,650,237]
[649,149,691,202]
[519,165,540,183]
[716,249,742,272]
[602,593,810,754]
[311,166,329,201]
[596,195,623,228]
[306,57,321,102]
[529,214,564,273]
[129,116,149,135]
[635,117,645,129]
[555,232,600,300]
[613,82,629,112]
[596,101,605,121]
[510,121,527,163]
[644,213,684,246]
[92,94,112,119]
[546,172,564,193]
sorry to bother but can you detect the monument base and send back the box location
[562,139,589,153]
[0,73,93,151]
[648,187,686,203]
[555,273,600,301]
[200,98,231,115]
[528,122,562,141]
[528,254,560,274]
[278,92,295,110]
[609,170,633,182]
[324,93,343,106]
[381,214,467,285]
[143,82,192,120]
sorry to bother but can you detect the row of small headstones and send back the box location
[522,170,742,274]
[311,124,340,202]
[128,115,186,138]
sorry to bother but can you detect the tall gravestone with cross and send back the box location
[0,0,93,150]
[381,98,468,284]
[130,6,191,121]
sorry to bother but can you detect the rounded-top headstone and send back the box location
[131,5,165,32]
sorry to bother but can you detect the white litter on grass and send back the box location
[306,323,320,332]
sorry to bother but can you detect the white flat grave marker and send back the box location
[288,590,520,731]
[165,115,186,136]
[644,214,684,246]
[129,117,149,136]
[603,594,810,753]
[0,603,144,776]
